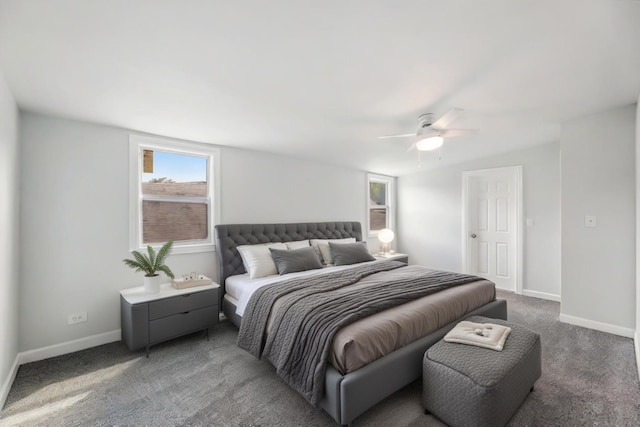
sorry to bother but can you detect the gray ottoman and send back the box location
[423,316,541,427]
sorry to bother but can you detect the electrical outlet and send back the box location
[68,311,87,325]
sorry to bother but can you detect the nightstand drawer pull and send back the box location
[148,289,218,320]
[149,306,218,344]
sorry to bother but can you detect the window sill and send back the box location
[132,243,216,255]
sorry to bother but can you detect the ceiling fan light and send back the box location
[415,136,444,151]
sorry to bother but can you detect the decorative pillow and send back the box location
[310,238,356,265]
[269,246,323,275]
[285,240,310,250]
[237,242,287,279]
[329,241,375,266]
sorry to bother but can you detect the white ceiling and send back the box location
[1,0,639,176]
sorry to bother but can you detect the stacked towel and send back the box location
[444,320,512,351]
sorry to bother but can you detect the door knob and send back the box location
[470,234,477,238]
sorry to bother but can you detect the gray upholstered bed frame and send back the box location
[214,221,507,426]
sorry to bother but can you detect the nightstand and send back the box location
[375,252,409,264]
[120,282,220,356]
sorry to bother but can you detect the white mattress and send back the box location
[224,293,238,307]
[225,274,249,301]
[226,261,381,316]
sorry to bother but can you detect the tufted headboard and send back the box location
[214,221,362,296]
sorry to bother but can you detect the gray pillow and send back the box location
[329,241,375,266]
[269,246,323,275]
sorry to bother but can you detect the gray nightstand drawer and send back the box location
[149,305,219,344]
[375,253,409,264]
[148,289,218,320]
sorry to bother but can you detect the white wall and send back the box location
[560,104,636,337]
[18,112,368,352]
[397,142,561,299]
[636,93,640,377]
[0,70,20,405]
[220,147,365,224]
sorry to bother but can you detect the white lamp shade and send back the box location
[415,136,444,151]
[378,228,395,243]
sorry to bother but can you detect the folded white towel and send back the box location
[444,320,512,351]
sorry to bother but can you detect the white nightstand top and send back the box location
[120,282,220,304]
[375,252,408,260]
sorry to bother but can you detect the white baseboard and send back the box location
[18,329,121,365]
[0,354,20,410]
[522,289,561,302]
[635,331,640,381]
[558,313,634,338]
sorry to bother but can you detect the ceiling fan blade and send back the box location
[439,128,479,137]
[416,128,440,138]
[378,133,416,139]
[431,108,463,129]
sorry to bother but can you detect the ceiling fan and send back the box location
[378,108,479,151]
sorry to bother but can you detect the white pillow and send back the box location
[285,240,310,250]
[237,242,287,279]
[310,238,356,265]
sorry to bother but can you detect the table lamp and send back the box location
[378,228,395,254]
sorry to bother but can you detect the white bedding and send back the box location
[227,260,381,316]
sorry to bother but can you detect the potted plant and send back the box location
[123,241,175,293]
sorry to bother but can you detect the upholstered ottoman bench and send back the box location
[423,316,541,427]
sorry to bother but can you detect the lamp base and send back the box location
[377,251,397,257]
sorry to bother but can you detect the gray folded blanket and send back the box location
[444,320,511,351]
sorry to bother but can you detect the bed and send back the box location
[214,221,507,426]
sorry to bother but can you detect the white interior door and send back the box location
[463,166,522,292]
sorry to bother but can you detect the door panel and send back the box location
[478,199,489,230]
[496,243,509,277]
[496,197,508,231]
[478,241,489,274]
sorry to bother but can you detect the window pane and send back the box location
[143,201,208,243]
[142,182,206,197]
[369,182,386,205]
[370,208,387,231]
[142,151,207,196]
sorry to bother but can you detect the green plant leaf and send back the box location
[132,250,153,275]
[157,264,175,279]
[155,241,173,270]
[122,259,144,274]
[123,241,174,278]
[147,245,156,268]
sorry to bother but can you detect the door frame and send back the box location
[462,165,523,294]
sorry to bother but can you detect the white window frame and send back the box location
[366,172,396,237]
[129,134,221,255]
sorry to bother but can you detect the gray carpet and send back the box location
[1,291,639,426]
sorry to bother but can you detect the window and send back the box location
[367,173,395,236]
[129,134,220,254]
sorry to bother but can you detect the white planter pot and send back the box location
[144,274,161,293]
